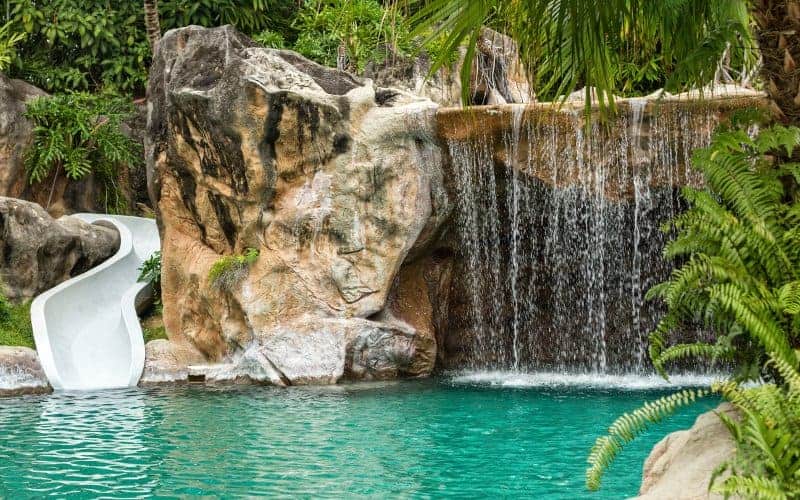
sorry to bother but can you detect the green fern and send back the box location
[710,357,800,499]
[589,117,800,492]
[23,92,141,214]
[586,388,710,490]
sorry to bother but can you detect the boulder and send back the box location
[471,28,532,105]
[140,338,206,385]
[0,346,51,396]
[365,28,532,107]
[146,25,449,383]
[636,404,738,500]
[0,74,46,200]
[0,197,120,301]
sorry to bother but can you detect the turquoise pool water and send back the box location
[0,373,715,498]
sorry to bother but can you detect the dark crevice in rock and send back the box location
[276,50,364,96]
[207,192,238,249]
[375,88,401,107]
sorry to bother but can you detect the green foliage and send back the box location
[208,248,260,290]
[586,388,710,490]
[0,21,24,72]
[138,251,162,306]
[404,0,757,106]
[648,118,800,380]
[9,0,149,93]
[710,355,800,499]
[293,0,412,71]
[142,324,168,344]
[587,116,800,492]
[252,29,287,49]
[138,251,162,289]
[8,0,300,95]
[24,92,141,214]
[0,294,34,348]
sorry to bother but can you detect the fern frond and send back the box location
[713,475,788,500]
[586,388,709,490]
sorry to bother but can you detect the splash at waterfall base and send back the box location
[142,26,765,385]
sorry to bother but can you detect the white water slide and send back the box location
[31,214,160,391]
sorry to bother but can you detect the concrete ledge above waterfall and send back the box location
[435,91,768,201]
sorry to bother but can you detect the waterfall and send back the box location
[446,101,715,374]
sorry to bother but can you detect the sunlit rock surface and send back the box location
[0,197,120,301]
[146,25,448,383]
[366,27,532,107]
[636,404,738,500]
[0,346,51,396]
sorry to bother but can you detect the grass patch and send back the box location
[208,248,259,291]
[0,297,34,348]
[140,303,167,344]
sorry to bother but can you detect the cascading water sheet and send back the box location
[446,101,715,373]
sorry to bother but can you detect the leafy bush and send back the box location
[252,29,287,49]
[24,92,141,214]
[208,248,260,290]
[8,0,300,94]
[587,115,800,491]
[0,21,24,72]
[647,117,800,380]
[293,0,412,71]
[138,250,162,303]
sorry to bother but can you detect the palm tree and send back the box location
[405,0,800,123]
[753,1,800,122]
[144,0,161,54]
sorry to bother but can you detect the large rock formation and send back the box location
[0,346,51,396]
[146,25,450,383]
[0,197,120,301]
[636,404,738,500]
[365,27,532,107]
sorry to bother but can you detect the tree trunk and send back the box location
[144,0,161,54]
[753,0,800,123]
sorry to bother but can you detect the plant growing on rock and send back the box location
[138,250,162,306]
[710,355,800,499]
[587,115,800,492]
[23,92,142,214]
[208,248,260,291]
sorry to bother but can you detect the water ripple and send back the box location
[0,379,713,498]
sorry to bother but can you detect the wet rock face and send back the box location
[0,197,120,301]
[0,346,51,397]
[146,25,449,383]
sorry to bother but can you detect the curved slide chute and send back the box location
[31,214,160,391]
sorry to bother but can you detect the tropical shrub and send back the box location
[24,92,141,214]
[8,0,300,94]
[293,0,412,71]
[138,250,162,299]
[405,0,757,105]
[208,248,260,290]
[252,29,287,49]
[647,116,800,380]
[0,21,24,72]
[587,115,800,491]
